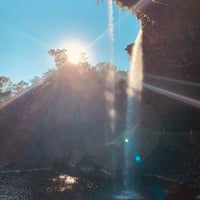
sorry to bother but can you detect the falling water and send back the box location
[108,0,114,53]
[123,29,143,187]
[106,0,116,134]
[126,29,143,132]
[98,0,117,175]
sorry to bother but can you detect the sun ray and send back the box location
[143,82,200,109]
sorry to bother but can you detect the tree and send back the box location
[48,49,67,68]
[0,76,14,101]
[95,62,117,81]
[30,76,40,86]
[42,69,56,82]
[79,52,92,74]
[95,62,116,73]
[0,76,13,93]
[13,81,29,93]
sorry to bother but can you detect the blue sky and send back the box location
[0,0,139,83]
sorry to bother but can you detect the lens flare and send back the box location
[124,138,129,143]
[135,155,141,163]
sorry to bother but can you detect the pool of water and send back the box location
[0,169,169,200]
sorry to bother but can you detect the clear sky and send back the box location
[0,0,139,83]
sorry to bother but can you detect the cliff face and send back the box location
[0,66,128,171]
[116,0,200,131]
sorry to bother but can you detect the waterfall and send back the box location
[98,0,117,173]
[123,29,143,186]
[126,29,143,131]
[106,0,116,134]
[108,0,114,50]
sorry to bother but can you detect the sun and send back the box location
[61,40,90,65]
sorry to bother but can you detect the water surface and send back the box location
[0,169,170,200]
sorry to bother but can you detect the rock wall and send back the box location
[0,66,128,171]
[116,0,200,131]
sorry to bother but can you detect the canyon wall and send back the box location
[116,0,200,131]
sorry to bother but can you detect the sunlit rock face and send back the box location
[116,0,200,131]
